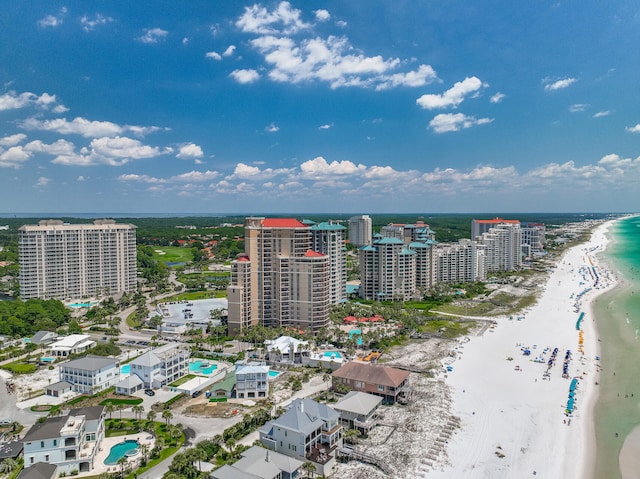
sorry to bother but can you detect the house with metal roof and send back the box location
[58,355,120,394]
[210,445,304,479]
[30,331,59,346]
[22,406,105,476]
[115,374,144,395]
[332,391,383,433]
[331,362,411,404]
[259,398,342,477]
[47,335,95,357]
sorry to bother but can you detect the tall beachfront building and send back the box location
[18,219,137,300]
[310,221,347,305]
[471,217,520,240]
[358,237,417,301]
[381,221,436,245]
[479,223,523,272]
[227,218,330,336]
[434,239,486,283]
[348,215,372,247]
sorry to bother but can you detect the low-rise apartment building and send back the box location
[58,355,120,394]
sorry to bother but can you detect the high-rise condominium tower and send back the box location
[227,218,330,335]
[348,215,372,247]
[18,219,137,300]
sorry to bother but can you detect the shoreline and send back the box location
[429,220,616,478]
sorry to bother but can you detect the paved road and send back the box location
[0,375,43,431]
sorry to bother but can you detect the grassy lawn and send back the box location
[168,374,196,387]
[151,246,193,264]
[162,290,227,301]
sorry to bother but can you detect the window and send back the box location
[45,455,49,462]
[378,385,385,391]
[53,439,57,446]
[41,441,44,448]
[30,457,34,465]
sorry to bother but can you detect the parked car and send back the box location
[191,390,202,398]
[144,389,155,396]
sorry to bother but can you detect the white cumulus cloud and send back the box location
[80,13,114,32]
[490,92,506,104]
[593,111,611,118]
[0,134,27,147]
[34,177,51,188]
[543,77,577,91]
[236,1,310,35]
[38,7,67,28]
[265,123,280,133]
[138,28,168,44]
[314,9,330,22]
[230,69,261,84]
[206,51,222,60]
[0,91,66,112]
[625,124,640,133]
[222,45,236,57]
[20,116,163,138]
[429,113,493,133]
[177,143,204,159]
[416,77,485,110]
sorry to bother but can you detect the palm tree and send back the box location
[147,409,156,422]
[105,401,115,419]
[302,461,316,478]
[139,443,149,464]
[0,458,18,475]
[224,436,236,452]
[132,404,144,421]
[117,457,127,479]
[162,409,173,427]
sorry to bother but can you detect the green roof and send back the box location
[310,222,346,231]
[210,372,236,393]
[374,237,404,245]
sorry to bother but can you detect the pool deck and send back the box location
[75,432,155,478]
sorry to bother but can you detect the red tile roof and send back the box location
[475,218,519,224]
[262,218,308,228]
[304,250,325,257]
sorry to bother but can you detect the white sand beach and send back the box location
[429,222,615,478]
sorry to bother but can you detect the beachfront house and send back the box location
[259,398,343,477]
[235,361,269,399]
[265,336,311,364]
[332,391,383,434]
[128,343,190,389]
[331,362,411,404]
[47,334,95,357]
[22,406,105,476]
[58,355,120,394]
[210,445,304,479]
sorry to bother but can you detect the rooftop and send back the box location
[262,218,308,228]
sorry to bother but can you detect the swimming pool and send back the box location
[40,357,56,363]
[104,440,139,465]
[68,302,96,308]
[268,370,282,379]
[323,351,343,359]
[189,359,218,375]
[120,364,131,375]
[349,329,363,346]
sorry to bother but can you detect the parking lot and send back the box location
[156,298,228,332]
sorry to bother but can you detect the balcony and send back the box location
[307,442,338,465]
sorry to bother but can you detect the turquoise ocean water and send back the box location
[594,216,640,478]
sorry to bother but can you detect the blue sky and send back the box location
[1,1,639,214]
